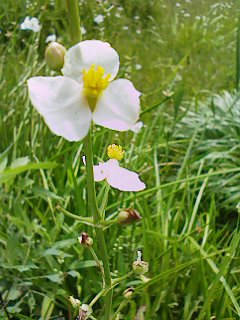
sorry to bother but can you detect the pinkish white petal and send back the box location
[27,76,91,141]
[62,40,119,83]
[93,79,141,132]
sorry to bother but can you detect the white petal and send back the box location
[62,40,119,83]
[93,164,106,182]
[93,79,141,131]
[103,160,145,192]
[27,76,92,141]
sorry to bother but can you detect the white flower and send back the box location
[94,14,104,24]
[45,34,57,43]
[20,16,41,32]
[94,159,145,192]
[27,40,141,141]
[130,121,143,133]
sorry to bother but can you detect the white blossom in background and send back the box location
[20,16,41,32]
[94,14,104,24]
[28,40,141,141]
[130,121,144,133]
[123,26,129,30]
[135,64,142,71]
[136,29,141,35]
[45,34,57,43]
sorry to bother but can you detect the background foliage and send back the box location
[0,0,240,319]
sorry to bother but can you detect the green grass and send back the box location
[1,0,240,319]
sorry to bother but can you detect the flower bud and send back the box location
[45,42,67,71]
[78,304,92,320]
[123,287,134,299]
[69,296,81,308]
[117,209,142,225]
[78,232,93,247]
[133,260,149,275]
[132,250,149,275]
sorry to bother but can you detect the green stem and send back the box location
[84,131,113,319]
[66,2,112,318]
[66,0,82,44]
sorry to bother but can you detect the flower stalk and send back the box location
[66,1,113,319]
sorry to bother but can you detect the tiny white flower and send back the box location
[94,159,145,192]
[115,13,121,18]
[94,14,104,24]
[136,29,141,34]
[123,26,129,30]
[27,40,141,141]
[176,3,181,7]
[45,34,57,43]
[130,121,143,133]
[135,64,142,71]
[81,26,87,35]
[20,16,41,32]
[184,13,191,18]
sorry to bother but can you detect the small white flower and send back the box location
[20,16,41,32]
[176,2,181,7]
[135,64,142,71]
[130,121,143,133]
[81,26,87,35]
[115,13,121,18]
[94,159,145,192]
[45,34,57,43]
[94,14,104,24]
[123,26,129,30]
[184,13,191,18]
[136,29,141,34]
[27,40,141,141]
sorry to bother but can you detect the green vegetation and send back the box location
[0,0,239,319]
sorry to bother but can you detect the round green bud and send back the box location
[45,42,67,71]
[132,260,149,275]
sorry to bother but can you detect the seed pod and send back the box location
[45,42,67,71]
[117,209,142,225]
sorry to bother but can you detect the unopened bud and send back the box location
[69,296,81,308]
[123,287,134,299]
[78,304,92,320]
[117,209,142,225]
[45,42,67,71]
[78,232,93,247]
[132,250,149,275]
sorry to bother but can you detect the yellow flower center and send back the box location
[107,144,125,161]
[83,65,110,96]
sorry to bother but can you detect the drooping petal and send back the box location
[62,40,119,83]
[27,76,92,141]
[103,160,146,192]
[93,79,141,131]
[93,164,106,182]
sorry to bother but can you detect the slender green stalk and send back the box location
[66,0,82,44]
[84,131,113,319]
[66,1,112,318]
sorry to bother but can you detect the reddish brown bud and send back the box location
[117,209,142,225]
[78,232,93,247]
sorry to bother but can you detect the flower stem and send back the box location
[66,0,82,44]
[66,2,112,318]
[84,131,113,319]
